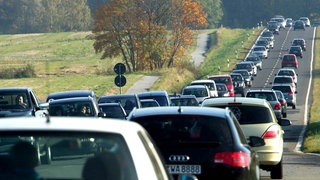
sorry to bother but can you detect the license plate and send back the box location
[167,164,201,174]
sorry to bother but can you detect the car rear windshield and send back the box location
[132,115,233,146]
[274,77,293,83]
[246,92,276,101]
[272,86,292,93]
[208,105,273,124]
[283,55,295,61]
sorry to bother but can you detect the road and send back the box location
[250,26,320,179]
[125,28,320,179]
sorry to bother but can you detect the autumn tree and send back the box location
[90,0,208,72]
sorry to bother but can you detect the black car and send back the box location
[289,46,303,58]
[293,20,305,30]
[0,87,46,118]
[128,106,263,179]
[137,90,171,106]
[98,94,141,115]
[48,97,104,117]
[46,90,96,102]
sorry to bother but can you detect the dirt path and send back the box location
[125,33,209,94]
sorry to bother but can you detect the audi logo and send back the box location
[168,155,190,162]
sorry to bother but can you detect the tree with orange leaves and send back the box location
[90,0,207,72]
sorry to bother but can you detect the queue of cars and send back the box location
[0,14,310,180]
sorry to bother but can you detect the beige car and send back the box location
[201,97,291,179]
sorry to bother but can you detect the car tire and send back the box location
[40,145,52,165]
[271,158,283,179]
[293,104,296,109]
[283,112,287,118]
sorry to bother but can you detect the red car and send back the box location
[208,75,235,96]
[281,54,298,69]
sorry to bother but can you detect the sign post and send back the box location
[114,63,126,94]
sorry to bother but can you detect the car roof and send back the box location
[129,106,228,118]
[183,85,208,89]
[137,90,168,96]
[98,102,122,106]
[208,74,231,78]
[0,87,32,92]
[46,90,95,102]
[201,97,270,107]
[0,117,144,133]
[170,94,197,99]
[49,96,96,104]
[191,79,215,83]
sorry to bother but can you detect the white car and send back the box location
[299,17,311,27]
[0,117,195,180]
[251,45,268,59]
[190,79,218,97]
[181,85,211,104]
[259,36,274,49]
[275,68,298,85]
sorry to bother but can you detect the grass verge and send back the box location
[302,28,320,153]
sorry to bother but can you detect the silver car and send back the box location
[271,84,297,109]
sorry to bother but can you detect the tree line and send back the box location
[0,0,319,73]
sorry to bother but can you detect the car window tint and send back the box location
[139,96,168,106]
[133,115,233,145]
[209,105,272,124]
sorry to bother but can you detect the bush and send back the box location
[0,64,36,79]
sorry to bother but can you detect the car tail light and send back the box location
[288,91,294,95]
[262,125,280,139]
[214,152,249,167]
[280,100,286,105]
[274,102,281,110]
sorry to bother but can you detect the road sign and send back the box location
[114,63,126,75]
[114,75,126,87]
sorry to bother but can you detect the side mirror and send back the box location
[278,119,292,126]
[98,112,106,117]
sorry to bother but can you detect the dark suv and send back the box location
[128,106,263,179]
[48,97,104,117]
[289,46,303,58]
[0,87,46,117]
[293,20,305,30]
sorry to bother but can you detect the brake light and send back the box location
[288,91,294,95]
[214,152,249,167]
[274,102,281,110]
[280,100,286,105]
[262,125,280,139]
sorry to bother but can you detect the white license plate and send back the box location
[167,164,201,174]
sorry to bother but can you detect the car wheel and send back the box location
[270,158,283,179]
[40,145,52,165]
[283,112,287,118]
[293,104,296,109]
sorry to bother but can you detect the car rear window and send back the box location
[274,77,293,83]
[283,55,294,61]
[132,115,233,145]
[208,105,273,124]
[246,92,276,101]
[272,86,291,93]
